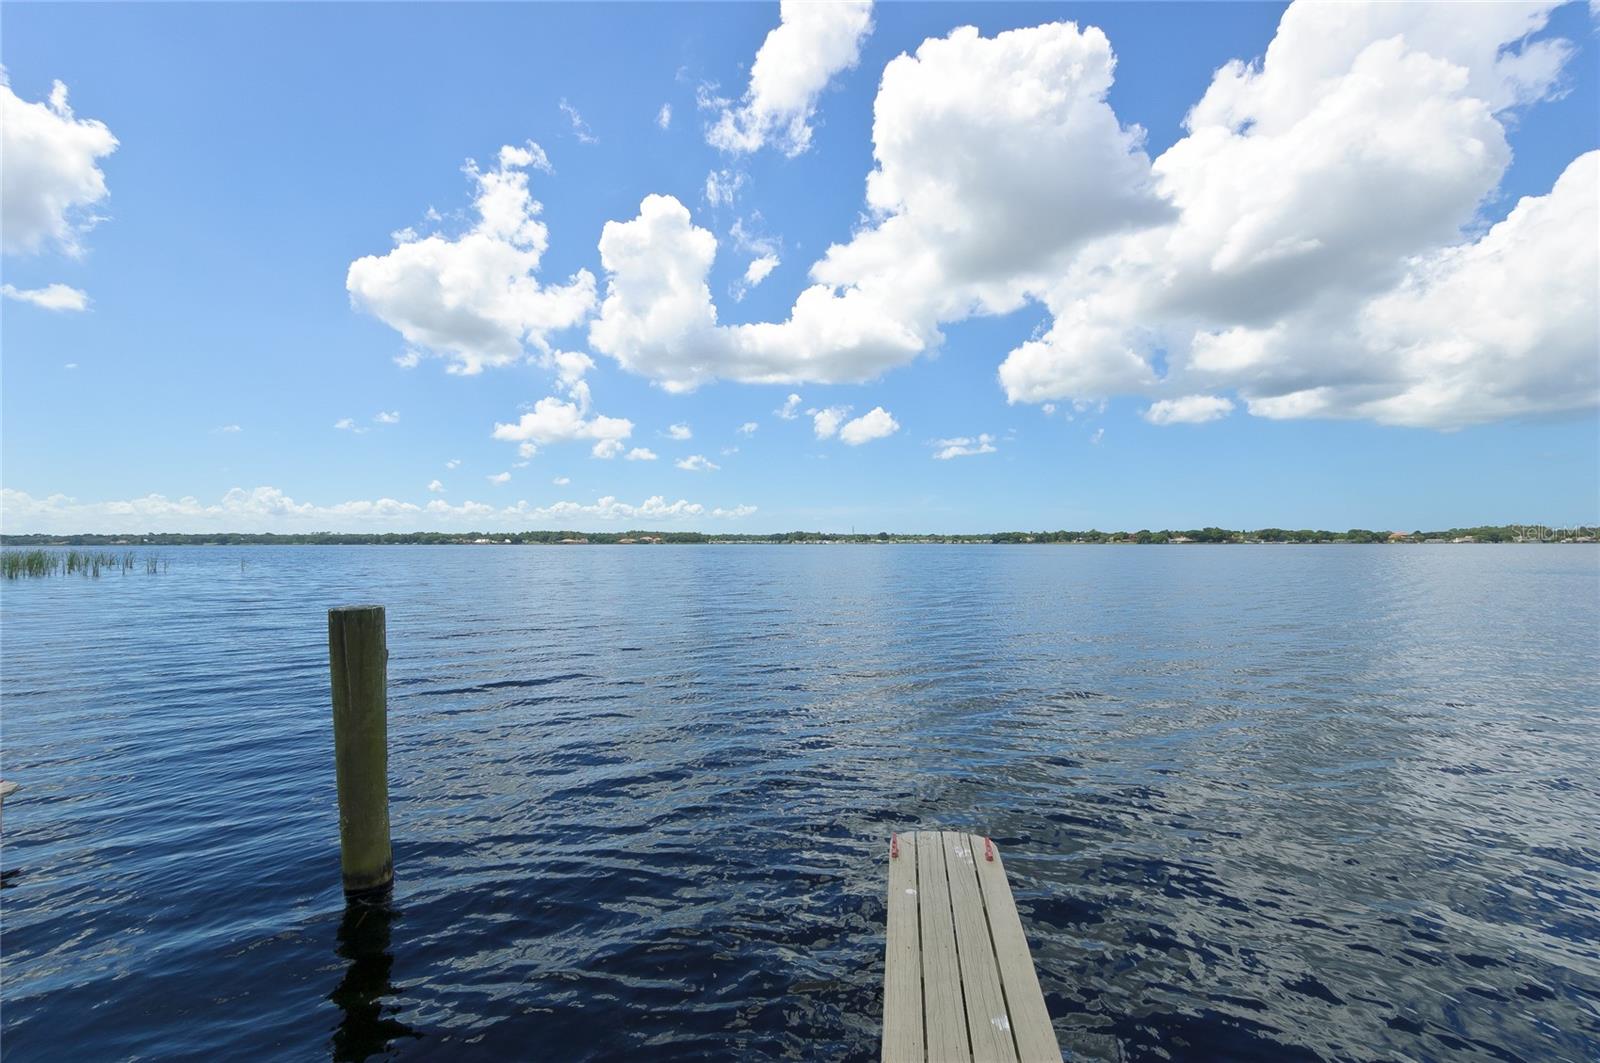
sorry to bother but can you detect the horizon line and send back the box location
[3,523,1597,543]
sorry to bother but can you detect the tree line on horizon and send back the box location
[1,524,1593,547]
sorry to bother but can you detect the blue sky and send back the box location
[2,2,1596,533]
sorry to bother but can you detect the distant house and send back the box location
[557,537,589,545]
[1170,536,1193,544]
[618,538,638,544]
[1388,531,1412,542]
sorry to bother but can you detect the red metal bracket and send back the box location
[891,833,900,859]
[984,837,995,862]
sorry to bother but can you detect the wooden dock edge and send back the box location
[883,830,1061,1063]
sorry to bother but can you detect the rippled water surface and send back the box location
[2,545,1598,1061]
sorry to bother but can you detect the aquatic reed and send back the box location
[2,550,55,579]
[2,549,167,580]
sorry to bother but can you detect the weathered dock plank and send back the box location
[917,829,970,1060]
[883,831,925,1063]
[882,830,1060,1063]
[971,834,1059,1063]
[944,831,1020,1062]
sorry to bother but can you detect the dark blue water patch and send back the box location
[421,672,597,696]
[1529,844,1600,872]
[1284,974,1344,1005]
[1112,1007,1317,1061]
[2,544,1599,1061]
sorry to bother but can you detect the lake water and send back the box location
[1,545,1597,1061]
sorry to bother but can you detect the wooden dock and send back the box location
[883,831,1060,1063]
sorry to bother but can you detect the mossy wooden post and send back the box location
[328,605,393,897]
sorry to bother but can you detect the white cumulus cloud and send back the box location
[346,142,595,375]
[667,422,693,440]
[839,406,899,445]
[599,193,934,391]
[491,393,633,459]
[744,254,779,286]
[706,0,874,156]
[487,471,511,484]
[593,21,1161,392]
[776,393,803,419]
[675,454,720,471]
[738,421,759,435]
[996,2,1591,428]
[1,73,118,257]
[811,405,849,439]
[1,282,88,311]
[931,433,997,460]
[733,253,781,302]
[1347,152,1598,428]
[657,103,672,130]
[626,447,658,461]
[595,4,1591,430]
[1143,395,1235,426]
[428,479,445,492]
[0,486,753,533]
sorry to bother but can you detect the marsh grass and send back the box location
[2,551,55,579]
[3,549,167,580]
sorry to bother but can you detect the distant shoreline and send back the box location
[3,524,1595,547]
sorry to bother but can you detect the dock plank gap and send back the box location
[882,830,1061,1063]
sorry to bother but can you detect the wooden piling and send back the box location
[328,605,393,897]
